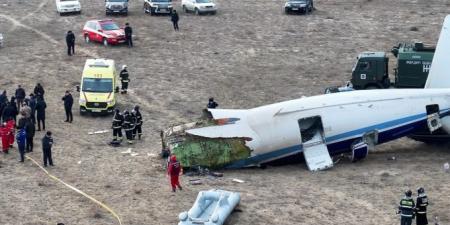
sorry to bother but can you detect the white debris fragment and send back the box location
[444,162,449,173]
[77,161,82,164]
[130,153,139,157]
[147,153,157,157]
[88,130,109,135]
[232,178,244,183]
[121,148,132,154]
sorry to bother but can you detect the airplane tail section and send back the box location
[425,15,450,89]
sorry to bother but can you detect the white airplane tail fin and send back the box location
[425,15,450,88]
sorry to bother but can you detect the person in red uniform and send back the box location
[6,119,15,147]
[0,123,10,153]
[167,155,183,192]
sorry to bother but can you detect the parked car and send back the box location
[82,20,126,46]
[143,0,173,15]
[284,0,313,14]
[182,0,217,15]
[105,0,129,15]
[55,0,81,15]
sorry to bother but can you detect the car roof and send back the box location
[83,59,116,78]
[86,19,115,24]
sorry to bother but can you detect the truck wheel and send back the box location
[103,38,108,47]
[284,8,290,14]
[85,35,90,44]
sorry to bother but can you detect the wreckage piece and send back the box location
[178,189,240,225]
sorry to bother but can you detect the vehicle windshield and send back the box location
[101,23,120,31]
[196,0,211,3]
[152,0,171,2]
[106,0,127,2]
[82,78,113,93]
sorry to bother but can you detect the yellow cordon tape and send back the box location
[26,155,123,225]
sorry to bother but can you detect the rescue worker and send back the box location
[15,85,26,110]
[25,118,35,152]
[171,10,179,31]
[42,131,54,167]
[416,187,429,225]
[62,90,73,123]
[399,190,416,225]
[6,119,15,148]
[112,108,124,142]
[207,97,218,109]
[119,65,130,94]
[167,155,182,192]
[66,30,75,56]
[16,128,26,162]
[35,96,47,131]
[132,105,143,140]
[29,94,37,124]
[33,83,45,97]
[123,110,135,144]
[124,23,133,47]
[0,123,10,153]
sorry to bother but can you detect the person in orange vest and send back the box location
[0,123,10,153]
[6,119,15,148]
[167,154,183,192]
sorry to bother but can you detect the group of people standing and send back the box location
[0,84,55,166]
[398,188,429,225]
[111,105,143,144]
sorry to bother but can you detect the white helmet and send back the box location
[122,65,127,70]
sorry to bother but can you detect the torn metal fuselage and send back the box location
[161,113,252,169]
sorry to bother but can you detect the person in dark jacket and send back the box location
[124,23,133,47]
[29,94,37,124]
[399,190,415,225]
[42,131,53,167]
[35,96,47,131]
[0,90,7,121]
[132,105,143,140]
[123,110,135,144]
[25,118,35,152]
[66,30,76,56]
[120,65,130,94]
[416,187,428,225]
[112,108,124,141]
[15,85,26,110]
[171,10,179,31]
[33,83,45,97]
[2,100,18,123]
[62,90,73,123]
[207,97,218,109]
[16,128,26,162]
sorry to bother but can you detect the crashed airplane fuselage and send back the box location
[165,15,450,171]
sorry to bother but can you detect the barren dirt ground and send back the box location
[1,0,450,224]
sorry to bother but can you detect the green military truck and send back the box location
[351,42,435,90]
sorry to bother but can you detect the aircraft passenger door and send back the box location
[298,116,333,171]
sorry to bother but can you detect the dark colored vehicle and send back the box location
[284,0,313,14]
[351,42,435,90]
[144,0,173,15]
[105,0,129,15]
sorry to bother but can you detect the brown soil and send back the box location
[0,0,449,224]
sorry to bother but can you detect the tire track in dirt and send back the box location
[0,14,99,58]
[19,0,50,22]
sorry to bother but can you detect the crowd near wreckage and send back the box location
[163,15,450,172]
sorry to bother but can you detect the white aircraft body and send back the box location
[185,15,450,171]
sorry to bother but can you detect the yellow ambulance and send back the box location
[78,59,118,115]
